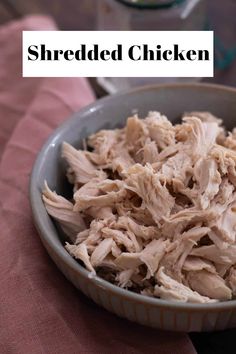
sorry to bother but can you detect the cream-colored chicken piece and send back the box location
[209,179,236,221]
[226,267,236,295]
[183,256,215,273]
[215,263,231,278]
[115,252,142,270]
[177,227,211,269]
[111,242,122,258]
[154,267,216,303]
[102,227,135,252]
[125,115,148,161]
[116,269,134,288]
[43,111,236,303]
[160,227,210,278]
[182,117,220,159]
[187,270,232,300]
[125,164,175,225]
[193,158,221,209]
[90,238,114,267]
[126,229,142,252]
[42,182,86,242]
[75,229,90,244]
[145,112,175,150]
[207,230,228,250]
[160,150,192,184]
[76,220,107,249]
[65,243,95,273]
[98,179,125,193]
[127,205,156,227]
[62,142,105,184]
[84,206,115,221]
[141,288,154,297]
[155,143,180,162]
[111,143,135,176]
[73,178,127,212]
[223,128,236,151]
[210,144,236,177]
[115,216,159,240]
[162,208,215,239]
[87,128,122,165]
[97,255,120,272]
[142,139,159,164]
[214,178,234,205]
[183,111,223,125]
[191,244,236,265]
[140,238,169,278]
[213,201,236,243]
[114,238,169,278]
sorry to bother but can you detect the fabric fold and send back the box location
[0,15,196,354]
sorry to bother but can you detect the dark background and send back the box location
[1,1,236,353]
[1,0,236,88]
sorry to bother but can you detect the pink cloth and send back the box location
[0,16,196,354]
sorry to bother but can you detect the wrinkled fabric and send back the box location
[0,16,196,354]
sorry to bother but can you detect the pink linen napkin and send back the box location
[0,15,196,354]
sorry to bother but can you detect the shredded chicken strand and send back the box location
[43,111,236,303]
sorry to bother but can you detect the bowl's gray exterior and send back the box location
[30,83,236,332]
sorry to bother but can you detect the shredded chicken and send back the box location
[43,111,236,303]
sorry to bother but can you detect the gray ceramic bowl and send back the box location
[30,83,236,332]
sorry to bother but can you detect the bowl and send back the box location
[30,83,236,332]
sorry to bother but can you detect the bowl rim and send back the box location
[30,82,236,311]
